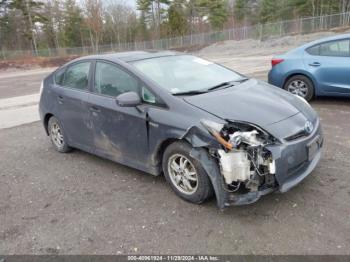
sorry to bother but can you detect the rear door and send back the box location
[52,61,94,152]
[88,60,149,169]
[304,39,350,94]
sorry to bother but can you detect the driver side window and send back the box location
[94,61,139,97]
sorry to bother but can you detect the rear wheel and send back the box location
[48,116,71,153]
[284,75,314,101]
[162,141,213,204]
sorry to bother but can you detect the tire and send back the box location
[48,116,72,153]
[162,141,213,204]
[283,75,314,101]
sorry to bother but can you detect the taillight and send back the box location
[271,58,284,67]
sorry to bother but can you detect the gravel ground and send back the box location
[0,99,350,255]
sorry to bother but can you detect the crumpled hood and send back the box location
[184,79,317,135]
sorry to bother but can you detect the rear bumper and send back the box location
[268,68,285,88]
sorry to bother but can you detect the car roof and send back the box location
[68,50,182,65]
[298,33,350,50]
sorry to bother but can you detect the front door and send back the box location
[88,61,149,170]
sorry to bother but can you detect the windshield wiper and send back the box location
[207,78,249,91]
[207,81,234,91]
[172,78,249,96]
[172,90,209,96]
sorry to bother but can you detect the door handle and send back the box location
[89,106,101,113]
[309,62,321,67]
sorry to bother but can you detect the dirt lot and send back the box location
[0,31,350,255]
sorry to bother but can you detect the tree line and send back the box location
[0,0,349,54]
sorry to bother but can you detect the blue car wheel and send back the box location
[284,75,314,101]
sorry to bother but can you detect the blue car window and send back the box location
[319,40,350,57]
[307,40,350,57]
[306,45,320,56]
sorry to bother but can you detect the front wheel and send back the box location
[162,141,213,204]
[284,75,314,101]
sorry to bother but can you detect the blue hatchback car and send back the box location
[268,34,350,101]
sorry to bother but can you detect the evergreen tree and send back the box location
[63,0,84,47]
[197,0,228,30]
[168,0,187,36]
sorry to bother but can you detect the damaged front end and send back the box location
[199,119,279,207]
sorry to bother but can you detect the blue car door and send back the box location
[304,38,350,94]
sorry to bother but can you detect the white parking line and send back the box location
[0,93,40,110]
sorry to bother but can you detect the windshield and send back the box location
[131,55,245,94]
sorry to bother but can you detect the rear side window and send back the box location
[306,45,320,56]
[94,62,139,97]
[307,40,350,57]
[319,40,350,57]
[62,62,91,90]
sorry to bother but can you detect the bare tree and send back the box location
[104,0,136,47]
[84,0,103,52]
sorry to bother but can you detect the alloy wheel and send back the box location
[287,80,308,98]
[50,122,64,148]
[167,154,198,195]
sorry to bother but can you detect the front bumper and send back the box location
[223,120,323,207]
[267,119,323,193]
[189,120,323,209]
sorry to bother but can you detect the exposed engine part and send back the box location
[200,119,277,192]
[212,131,233,150]
[229,130,263,147]
[227,181,241,192]
[216,127,276,192]
[218,150,250,184]
[269,160,276,174]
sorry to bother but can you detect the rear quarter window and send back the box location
[62,62,91,90]
[54,68,66,85]
[306,45,320,56]
[306,39,350,57]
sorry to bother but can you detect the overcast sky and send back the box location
[124,0,136,8]
[79,0,136,9]
[102,0,136,8]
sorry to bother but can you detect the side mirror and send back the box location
[116,92,142,107]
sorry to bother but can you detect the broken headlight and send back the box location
[201,119,277,150]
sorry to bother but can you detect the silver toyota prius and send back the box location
[39,51,323,209]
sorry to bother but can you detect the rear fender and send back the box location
[284,70,320,96]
